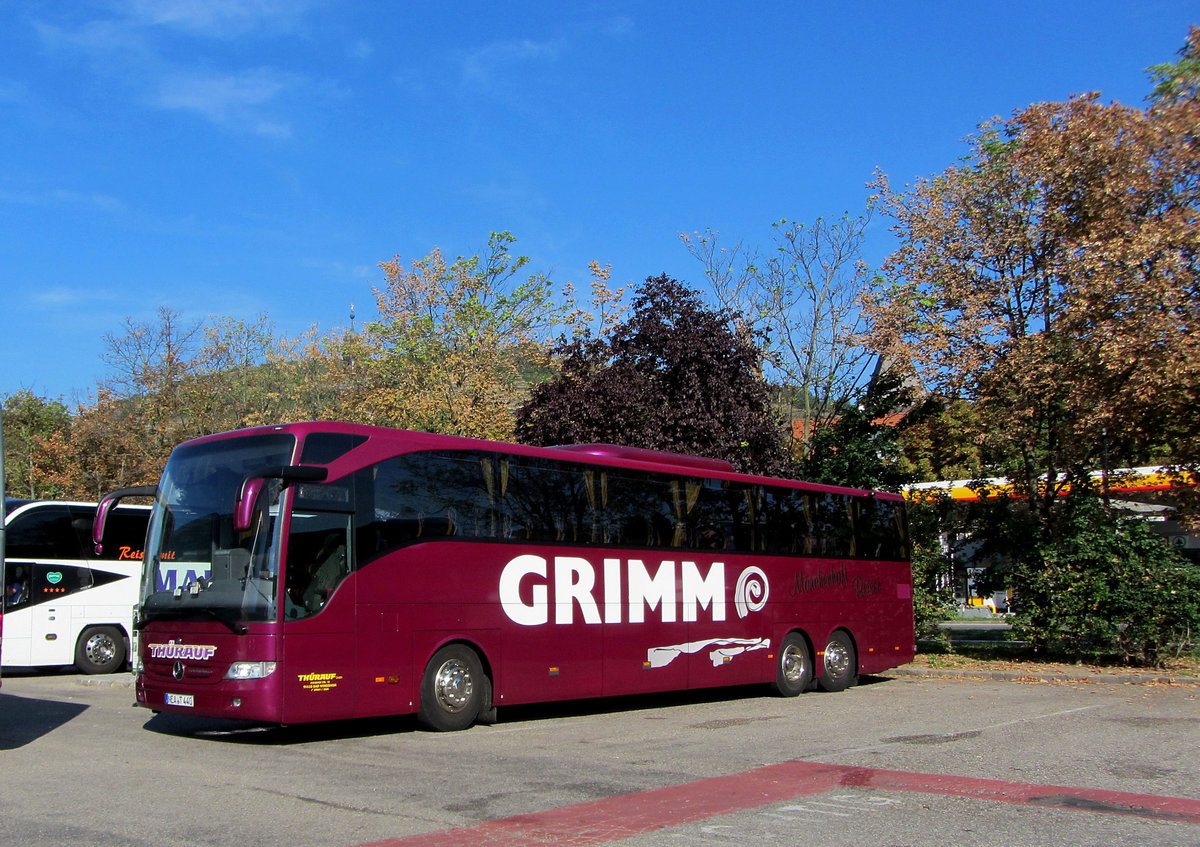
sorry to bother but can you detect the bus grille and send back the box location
[144,660,218,682]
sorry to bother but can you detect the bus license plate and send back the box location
[166,693,194,708]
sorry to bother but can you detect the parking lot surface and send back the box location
[1,668,1197,846]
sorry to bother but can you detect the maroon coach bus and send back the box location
[97,422,914,731]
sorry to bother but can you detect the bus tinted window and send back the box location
[300,432,368,465]
[32,563,94,599]
[505,458,592,544]
[83,506,149,560]
[355,449,908,563]
[856,497,909,561]
[7,504,85,559]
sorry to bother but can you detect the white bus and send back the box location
[3,499,150,674]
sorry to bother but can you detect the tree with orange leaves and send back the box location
[867,28,1200,525]
[867,29,1200,661]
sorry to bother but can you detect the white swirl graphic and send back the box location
[735,566,769,618]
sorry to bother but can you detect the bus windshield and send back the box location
[140,433,296,630]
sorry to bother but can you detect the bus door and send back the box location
[280,511,357,722]
[21,562,96,666]
[28,562,79,665]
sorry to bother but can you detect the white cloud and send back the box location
[153,68,294,136]
[114,0,315,37]
[596,15,635,39]
[30,285,122,307]
[30,3,321,137]
[34,16,152,61]
[460,37,566,92]
[0,187,124,212]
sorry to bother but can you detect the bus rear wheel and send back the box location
[818,630,858,692]
[418,644,487,732]
[75,626,126,674]
[771,632,813,697]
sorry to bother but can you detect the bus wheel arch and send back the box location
[75,625,128,674]
[771,630,814,697]
[417,641,493,731]
[817,628,858,693]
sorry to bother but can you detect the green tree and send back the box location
[1148,25,1200,105]
[906,498,959,643]
[1010,490,1200,666]
[55,232,592,497]
[1,390,72,499]
[516,274,788,475]
[866,46,1200,520]
[796,368,924,492]
[682,211,878,461]
[278,324,376,423]
[191,313,291,429]
[868,30,1200,664]
[96,307,302,487]
[365,232,562,439]
[893,397,992,484]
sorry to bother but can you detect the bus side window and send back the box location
[7,504,80,559]
[46,564,95,595]
[12,564,96,605]
[92,509,152,561]
[6,564,30,607]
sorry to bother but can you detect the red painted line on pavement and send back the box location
[361,760,1200,847]
[839,764,1200,822]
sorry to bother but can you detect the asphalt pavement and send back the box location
[2,664,1198,846]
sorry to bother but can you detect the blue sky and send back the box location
[2,1,1195,405]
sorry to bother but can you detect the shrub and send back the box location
[908,502,958,643]
[1010,492,1200,667]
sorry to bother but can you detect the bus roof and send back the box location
[549,443,736,474]
[4,499,151,519]
[173,421,904,501]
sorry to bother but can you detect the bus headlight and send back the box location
[225,661,277,680]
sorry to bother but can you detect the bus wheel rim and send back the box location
[87,633,117,664]
[782,643,807,684]
[825,639,850,678]
[433,659,474,712]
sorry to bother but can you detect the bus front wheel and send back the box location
[818,630,858,692]
[75,626,127,674]
[418,644,487,732]
[771,632,813,697]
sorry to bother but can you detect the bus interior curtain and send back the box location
[584,470,599,543]
[601,471,610,543]
[801,494,814,554]
[499,459,512,538]
[481,458,496,536]
[670,481,683,546]
[743,487,759,552]
[846,499,857,557]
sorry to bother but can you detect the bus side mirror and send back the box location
[94,485,157,555]
[234,465,328,533]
